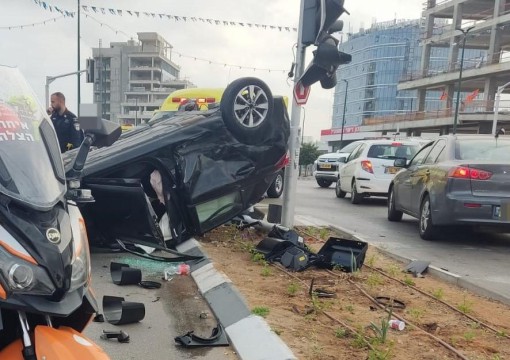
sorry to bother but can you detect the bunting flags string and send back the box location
[0,15,67,30]
[83,15,287,74]
[31,0,297,32]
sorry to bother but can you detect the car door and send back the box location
[394,145,431,212]
[340,143,365,192]
[409,139,447,215]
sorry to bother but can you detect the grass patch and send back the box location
[334,327,348,338]
[457,293,473,314]
[287,281,300,296]
[402,276,416,287]
[463,330,475,342]
[432,288,444,300]
[260,265,272,277]
[366,273,384,288]
[407,308,424,321]
[252,306,270,318]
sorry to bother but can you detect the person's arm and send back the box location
[68,119,84,150]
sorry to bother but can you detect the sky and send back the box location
[0,0,423,141]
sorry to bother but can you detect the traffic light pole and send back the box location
[45,69,88,109]
[281,0,307,228]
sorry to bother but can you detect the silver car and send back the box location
[388,134,510,240]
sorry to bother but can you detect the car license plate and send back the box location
[385,166,398,174]
[320,164,332,169]
[494,206,501,219]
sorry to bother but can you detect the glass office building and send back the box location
[332,19,484,128]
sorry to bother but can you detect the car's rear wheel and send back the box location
[387,186,403,221]
[317,179,332,188]
[267,170,284,198]
[350,180,363,204]
[419,195,438,240]
[335,179,346,198]
[220,77,273,145]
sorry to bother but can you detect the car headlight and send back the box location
[0,240,55,296]
[69,206,91,292]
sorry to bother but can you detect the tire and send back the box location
[316,179,332,188]
[350,180,363,204]
[387,186,403,221]
[419,194,438,240]
[267,170,284,198]
[220,77,273,145]
[335,178,346,198]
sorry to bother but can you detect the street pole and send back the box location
[492,80,510,135]
[340,79,348,149]
[46,70,88,109]
[77,0,81,116]
[301,107,306,145]
[453,26,474,134]
[281,0,306,228]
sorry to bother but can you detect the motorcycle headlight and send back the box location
[69,206,91,292]
[0,241,55,296]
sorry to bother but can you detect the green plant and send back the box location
[368,348,392,360]
[496,330,507,337]
[370,315,391,344]
[260,265,272,277]
[272,328,283,336]
[402,276,416,287]
[366,273,383,288]
[345,304,355,314]
[491,354,502,360]
[319,227,329,239]
[252,306,270,317]
[367,254,377,267]
[286,282,300,296]
[407,308,424,321]
[463,330,475,342]
[387,264,400,277]
[334,327,348,338]
[251,252,267,265]
[457,294,473,314]
[351,332,368,349]
[432,288,444,300]
[468,321,481,330]
[310,294,324,312]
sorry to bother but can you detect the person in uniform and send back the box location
[47,92,83,153]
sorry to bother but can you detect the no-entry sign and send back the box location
[293,81,310,105]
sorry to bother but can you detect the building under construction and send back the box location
[323,0,510,148]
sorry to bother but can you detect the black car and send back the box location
[65,78,289,249]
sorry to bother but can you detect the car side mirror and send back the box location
[79,116,122,148]
[394,158,407,167]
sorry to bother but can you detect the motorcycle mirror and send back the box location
[78,116,122,148]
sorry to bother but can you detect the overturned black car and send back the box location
[65,78,290,250]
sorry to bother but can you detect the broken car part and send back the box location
[374,296,406,310]
[103,296,145,325]
[110,262,162,289]
[405,260,430,277]
[100,330,130,343]
[316,237,368,273]
[309,278,337,298]
[174,324,229,348]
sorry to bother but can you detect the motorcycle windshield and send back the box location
[0,66,65,210]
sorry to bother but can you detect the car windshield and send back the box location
[456,138,510,161]
[338,142,360,153]
[0,66,65,210]
[367,143,419,160]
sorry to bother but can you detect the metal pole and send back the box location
[340,79,348,148]
[281,0,306,228]
[453,26,474,134]
[492,81,510,135]
[301,107,306,145]
[77,0,81,116]
[45,77,50,109]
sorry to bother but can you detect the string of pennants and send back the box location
[32,0,298,32]
[0,15,67,30]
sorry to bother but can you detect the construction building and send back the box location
[92,32,194,125]
[322,1,510,149]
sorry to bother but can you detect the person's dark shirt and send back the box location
[50,109,84,153]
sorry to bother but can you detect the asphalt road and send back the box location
[263,178,510,302]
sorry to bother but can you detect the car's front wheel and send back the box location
[267,170,284,198]
[220,77,273,145]
[316,179,332,188]
[419,194,438,240]
[350,180,363,204]
[335,179,346,198]
[387,186,403,221]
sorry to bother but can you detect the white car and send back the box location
[312,141,361,188]
[337,139,422,204]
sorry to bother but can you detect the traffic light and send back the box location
[299,0,352,89]
[86,58,95,83]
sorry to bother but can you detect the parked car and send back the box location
[388,134,510,240]
[313,141,361,188]
[64,77,290,248]
[337,139,422,203]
